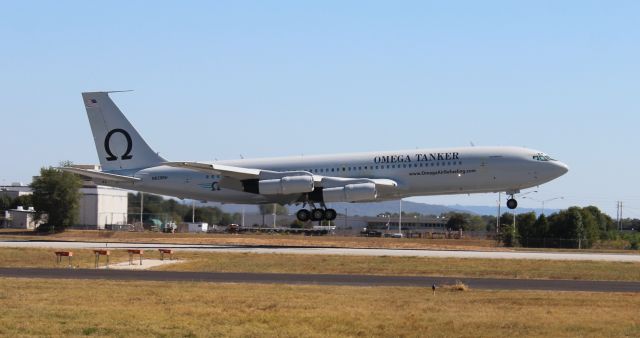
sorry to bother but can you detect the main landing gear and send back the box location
[296,206,337,222]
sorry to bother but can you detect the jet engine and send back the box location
[322,183,377,202]
[258,175,314,195]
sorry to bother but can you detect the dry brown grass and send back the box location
[440,280,469,292]
[1,247,639,281]
[0,278,638,337]
[0,229,502,250]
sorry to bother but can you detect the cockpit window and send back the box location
[532,153,555,161]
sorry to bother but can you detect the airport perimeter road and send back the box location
[1,268,639,292]
[1,240,640,262]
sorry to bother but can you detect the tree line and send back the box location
[127,192,242,226]
[498,206,640,249]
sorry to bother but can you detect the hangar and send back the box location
[0,167,128,229]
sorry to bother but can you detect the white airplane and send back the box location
[62,91,569,222]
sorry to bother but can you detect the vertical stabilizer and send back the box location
[82,92,165,171]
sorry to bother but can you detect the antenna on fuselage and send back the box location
[470,141,476,147]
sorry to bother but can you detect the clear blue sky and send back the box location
[1,1,638,217]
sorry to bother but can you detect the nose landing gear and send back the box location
[506,196,518,209]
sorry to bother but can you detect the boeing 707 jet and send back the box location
[62,92,569,222]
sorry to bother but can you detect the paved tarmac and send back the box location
[1,240,640,262]
[1,267,639,292]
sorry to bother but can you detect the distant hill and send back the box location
[447,204,559,216]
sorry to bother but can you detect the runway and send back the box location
[1,267,639,292]
[1,240,640,262]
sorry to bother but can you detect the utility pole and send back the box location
[512,210,516,245]
[241,207,245,227]
[140,192,144,226]
[272,203,276,228]
[617,201,622,231]
[616,201,619,230]
[192,200,195,223]
[496,192,501,235]
[399,199,402,235]
[620,201,623,230]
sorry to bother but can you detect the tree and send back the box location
[258,204,288,226]
[446,213,468,230]
[499,212,518,247]
[30,167,82,232]
[0,195,12,211]
[466,215,486,231]
[582,205,614,237]
[532,214,550,247]
[10,195,33,209]
[515,212,537,247]
[579,208,600,248]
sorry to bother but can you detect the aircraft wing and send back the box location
[164,161,397,192]
[163,162,261,180]
[58,167,141,183]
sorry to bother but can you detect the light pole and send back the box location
[505,191,537,244]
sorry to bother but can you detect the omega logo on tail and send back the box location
[104,128,133,161]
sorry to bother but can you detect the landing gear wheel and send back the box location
[296,209,311,222]
[311,209,325,222]
[324,209,337,221]
[507,198,518,210]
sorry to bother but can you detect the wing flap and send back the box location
[163,162,261,180]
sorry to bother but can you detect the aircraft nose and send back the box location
[553,161,569,176]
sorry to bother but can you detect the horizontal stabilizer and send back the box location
[58,167,140,183]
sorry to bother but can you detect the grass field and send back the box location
[0,229,501,250]
[2,229,639,254]
[0,278,638,337]
[1,247,639,281]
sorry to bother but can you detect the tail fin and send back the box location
[82,91,166,171]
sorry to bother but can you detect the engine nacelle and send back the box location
[258,176,314,195]
[322,183,377,202]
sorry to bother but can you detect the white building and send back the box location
[186,222,208,233]
[5,206,42,230]
[78,183,128,229]
[1,167,128,230]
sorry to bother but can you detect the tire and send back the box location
[311,208,325,221]
[507,198,518,209]
[324,208,337,221]
[296,209,311,222]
